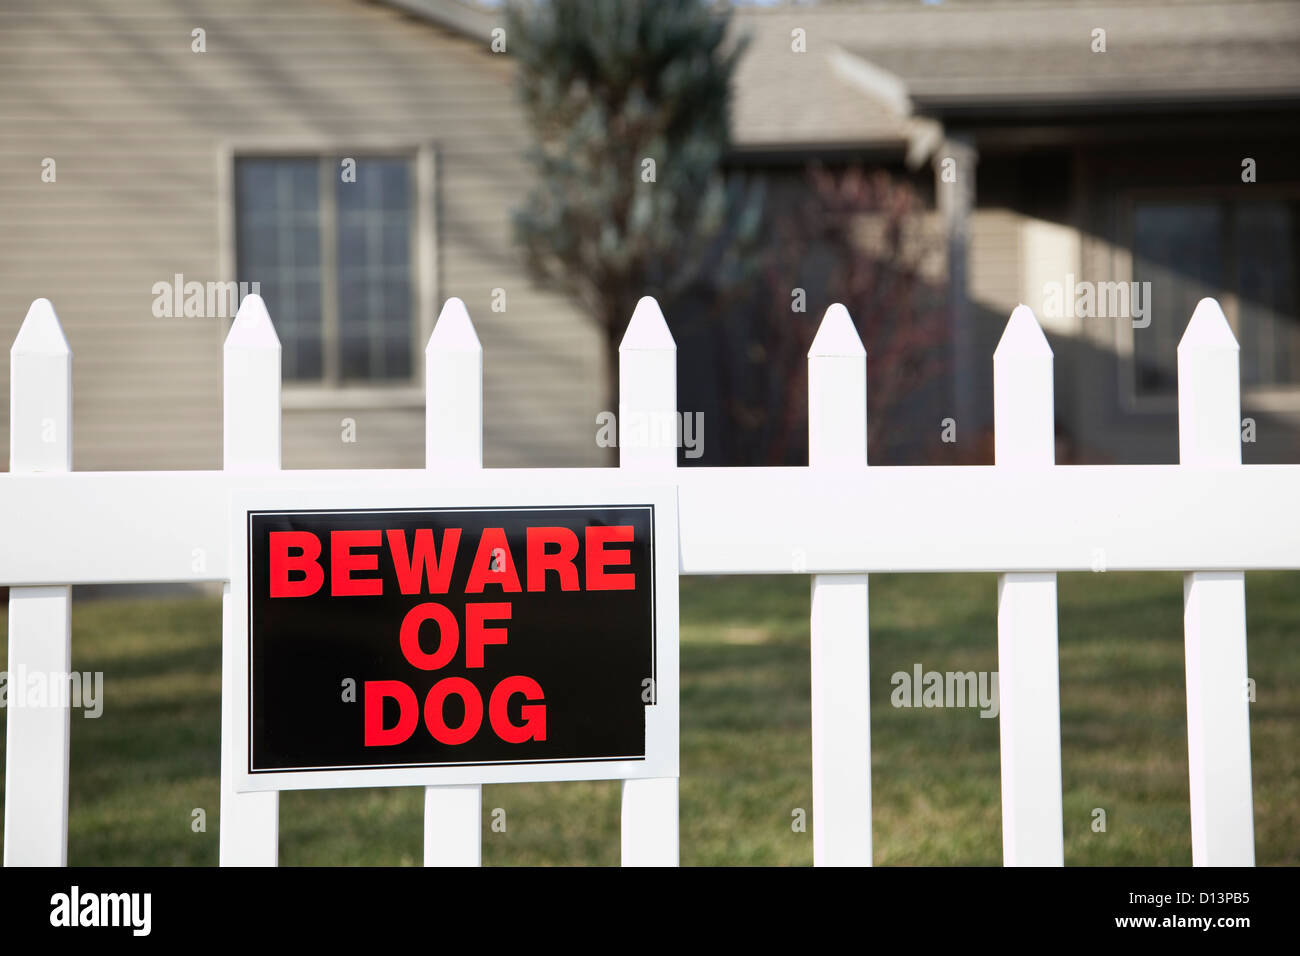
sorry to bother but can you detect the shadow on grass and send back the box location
[0,571,1294,865]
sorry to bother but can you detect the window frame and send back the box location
[1116,184,1300,415]
[218,138,438,409]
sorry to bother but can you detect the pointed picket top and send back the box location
[11,297,71,474]
[619,296,675,352]
[427,297,481,353]
[12,298,70,356]
[1178,297,1238,353]
[1178,296,1240,467]
[808,303,865,358]
[994,304,1054,466]
[224,293,279,350]
[426,297,482,470]
[994,304,1052,360]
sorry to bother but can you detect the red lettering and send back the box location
[363,680,418,746]
[387,527,460,595]
[331,530,383,596]
[269,531,324,598]
[424,677,483,745]
[399,603,459,670]
[465,528,521,593]
[465,603,511,668]
[526,527,580,592]
[489,675,546,743]
[586,525,635,590]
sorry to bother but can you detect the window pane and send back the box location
[235,158,322,381]
[1132,203,1223,395]
[336,157,413,382]
[1236,202,1299,387]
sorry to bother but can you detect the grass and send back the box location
[0,572,1296,866]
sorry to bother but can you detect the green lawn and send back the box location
[1,572,1296,865]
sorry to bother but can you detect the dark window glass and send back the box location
[1132,199,1300,396]
[337,158,412,381]
[1132,203,1222,396]
[235,155,415,384]
[236,158,323,380]
[1235,202,1299,387]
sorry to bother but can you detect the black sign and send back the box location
[247,506,656,774]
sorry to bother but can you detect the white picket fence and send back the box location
[4,291,1293,867]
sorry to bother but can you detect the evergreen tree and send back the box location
[508,0,757,407]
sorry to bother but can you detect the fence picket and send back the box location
[617,296,679,866]
[423,297,484,867]
[3,299,72,866]
[219,294,281,866]
[807,304,872,866]
[1178,297,1255,866]
[993,304,1064,866]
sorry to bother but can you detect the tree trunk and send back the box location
[604,314,622,466]
[605,323,621,416]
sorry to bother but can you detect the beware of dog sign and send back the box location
[229,485,678,791]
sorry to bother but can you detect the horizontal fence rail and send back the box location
[3,293,1281,868]
[0,465,1297,582]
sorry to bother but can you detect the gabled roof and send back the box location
[377,0,1300,154]
[729,0,1300,151]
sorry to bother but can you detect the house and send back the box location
[723,0,1300,463]
[0,0,603,470]
[1,0,1298,472]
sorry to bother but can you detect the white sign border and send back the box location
[230,482,679,792]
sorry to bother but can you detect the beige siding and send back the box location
[0,0,604,471]
[968,208,1024,320]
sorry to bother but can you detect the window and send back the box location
[235,155,415,385]
[1132,198,1300,397]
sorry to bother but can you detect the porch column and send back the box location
[935,134,979,439]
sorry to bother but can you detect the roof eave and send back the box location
[913,87,1300,116]
[376,0,498,44]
